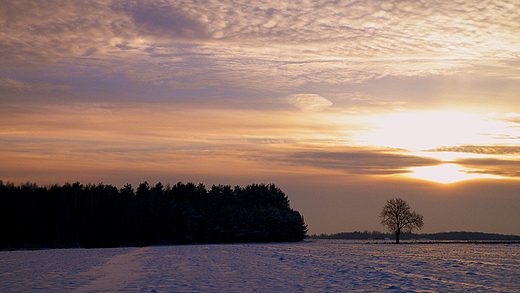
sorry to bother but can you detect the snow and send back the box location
[1,240,518,292]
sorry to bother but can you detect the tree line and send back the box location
[0,181,307,249]
[309,231,520,241]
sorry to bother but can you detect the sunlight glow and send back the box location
[361,111,517,150]
[407,164,500,184]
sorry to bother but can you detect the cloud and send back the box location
[325,92,407,114]
[286,94,332,111]
[110,1,209,40]
[0,77,30,90]
[456,158,520,178]
[1,0,519,92]
[0,101,441,182]
[0,0,127,60]
[0,77,73,99]
[427,145,520,156]
[277,148,441,175]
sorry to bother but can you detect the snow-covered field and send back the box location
[1,240,518,292]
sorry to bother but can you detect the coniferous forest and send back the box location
[0,181,307,249]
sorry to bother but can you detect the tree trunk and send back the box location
[395,231,400,244]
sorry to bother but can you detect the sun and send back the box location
[406,163,500,184]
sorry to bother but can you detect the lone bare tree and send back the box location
[380,198,424,244]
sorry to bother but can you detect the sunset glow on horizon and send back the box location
[406,164,503,184]
[1,0,520,235]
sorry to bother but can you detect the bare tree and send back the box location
[380,198,424,244]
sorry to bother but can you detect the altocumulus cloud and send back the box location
[2,0,519,95]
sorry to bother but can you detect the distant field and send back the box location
[1,240,518,292]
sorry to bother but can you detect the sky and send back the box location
[1,0,520,235]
